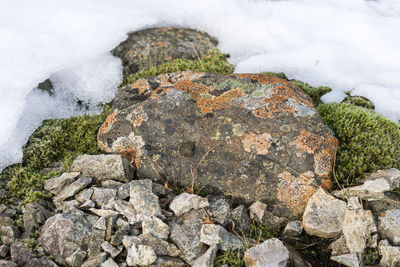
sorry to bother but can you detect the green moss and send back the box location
[341,95,375,110]
[0,107,111,204]
[363,247,381,265]
[317,103,400,187]
[123,47,235,86]
[215,221,280,266]
[260,72,331,106]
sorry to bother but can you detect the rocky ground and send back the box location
[0,27,400,266]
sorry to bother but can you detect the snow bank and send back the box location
[1,0,399,170]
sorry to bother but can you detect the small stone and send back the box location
[142,216,170,240]
[79,200,95,210]
[367,233,379,248]
[366,168,400,189]
[101,258,119,267]
[54,177,92,202]
[26,256,58,267]
[0,205,6,214]
[89,208,119,218]
[110,225,130,247]
[200,224,243,251]
[331,253,361,267]
[44,172,80,195]
[155,256,186,267]
[54,200,80,212]
[193,244,218,267]
[91,187,117,208]
[283,221,303,237]
[329,236,350,256]
[249,201,267,222]
[378,209,400,245]
[379,239,400,267]
[105,217,116,241]
[208,196,231,226]
[262,210,287,230]
[0,224,20,245]
[101,241,122,258]
[10,241,32,266]
[118,183,130,200]
[70,154,135,182]
[65,248,87,267]
[113,200,140,224]
[101,180,123,188]
[75,188,94,203]
[342,204,376,253]
[0,244,9,258]
[116,218,129,228]
[82,253,108,267]
[243,238,289,267]
[88,229,106,257]
[94,217,107,230]
[334,179,391,201]
[166,242,180,257]
[130,180,162,219]
[303,188,347,238]
[169,192,209,216]
[152,183,166,197]
[124,237,157,267]
[169,209,208,264]
[23,202,53,233]
[0,260,17,267]
[229,205,250,232]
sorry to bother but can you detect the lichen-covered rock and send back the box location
[192,244,217,267]
[113,27,218,80]
[129,180,161,220]
[44,172,80,195]
[142,216,170,240]
[10,241,33,266]
[98,71,338,218]
[54,177,92,202]
[23,201,53,233]
[378,209,400,246]
[229,205,250,232]
[39,211,92,265]
[208,196,231,226]
[303,188,347,238]
[70,154,135,183]
[330,253,361,267]
[283,220,303,237]
[243,238,289,267]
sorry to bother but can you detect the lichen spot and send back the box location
[100,109,118,134]
[293,129,324,154]
[314,149,335,178]
[126,105,148,127]
[276,171,317,216]
[242,132,272,155]
[113,132,145,169]
[130,79,151,95]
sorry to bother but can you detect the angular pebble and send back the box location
[169,193,209,216]
[378,209,400,245]
[243,238,289,267]
[54,177,92,202]
[44,172,80,195]
[200,224,243,251]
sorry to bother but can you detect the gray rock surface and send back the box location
[70,154,134,183]
[39,211,92,265]
[101,258,119,267]
[208,197,231,226]
[303,188,347,238]
[378,209,400,246]
[130,180,162,219]
[283,220,303,237]
[10,241,32,266]
[44,172,80,195]
[200,224,243,251]
[54,177,92,202]
[91,187,117,208]
[249,201,267,222]
[155,256,186,267]
[142,216,170,240]
[243,238,289,267]
[0,260,17,267]
[330,253,360,267]
[169,209,207,265]
[229,205,250,232]
[169,193,209,217]
[329,236,350,256]
[379,239,400,267]
[23,202,53,233]
[192,244,218,267]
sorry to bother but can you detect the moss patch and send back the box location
[341,95,375,110]
[317,103,400,187]
[0,105,111,204]
[260,72,332,106]
[123,47,235,86]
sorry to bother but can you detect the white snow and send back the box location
[1,0,400,170]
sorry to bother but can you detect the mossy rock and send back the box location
[317,103,400,187]
[341,95,375,110]
[0,106,110,204]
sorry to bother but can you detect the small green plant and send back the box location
[363,247,381,265]
[317,103,400,187]
[215,249,245,267]
[341,94,375,110]
[123,47,235,86]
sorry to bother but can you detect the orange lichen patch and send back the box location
[173,80,245,113]
[380,212,386,217]
[156,27,173,32]
[164,56,173,61]
[99,109,118,134]
[314,149,335,178]
[232,73,291,86]
[126,105,148,127]
[157,41,168,48]
[127,49,134,58]
[320,178,332,190]
[293,129,324,154]
[149,87,171,99]
[252,102,295,119]
[252,107,269,119]
[241,132,272,155]
[113,133,145,169]
[129,79,151,95]
[276,171,318,216]
[97,136,112,153]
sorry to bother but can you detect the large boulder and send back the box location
[98,71,338,217]
[112,27,218,79]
